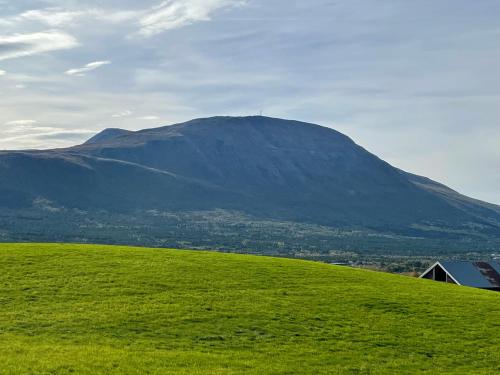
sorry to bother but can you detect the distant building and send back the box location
[329,262,350,266]
[420,261,500,291]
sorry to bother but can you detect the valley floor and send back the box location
[0,243,499,374]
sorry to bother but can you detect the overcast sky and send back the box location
[0,0,499,204]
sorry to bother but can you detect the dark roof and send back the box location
[425,261,500,288]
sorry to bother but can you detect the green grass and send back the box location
[0,244,499,374]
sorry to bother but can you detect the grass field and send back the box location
[0,243,499,374]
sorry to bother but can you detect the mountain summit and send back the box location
[0,116,499,252]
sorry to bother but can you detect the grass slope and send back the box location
[0,244,499,374]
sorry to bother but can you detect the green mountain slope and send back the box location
[1,243,499,374]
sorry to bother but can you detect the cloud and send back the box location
[16,7,137,26]
[112,110,133,118]
[35,129,96,141]
[2,127,95,148]
[1,122,95,148]
[4,119,37,126]
[65,60,111,76]
[3,125,59,135]
[95,10,141,24]
[19,8,87,27]
[0,2,246,39]
[0,69,5,76]
[0,30,78,61]
[137,115,160,120]
[138,0,245,37]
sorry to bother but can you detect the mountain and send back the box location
[0,116,499,254]
[83,128,132,145]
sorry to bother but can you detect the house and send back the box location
[420,260,500,291]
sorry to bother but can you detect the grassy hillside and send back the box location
[0,244,499,374]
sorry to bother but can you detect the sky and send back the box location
[0,0,499,204]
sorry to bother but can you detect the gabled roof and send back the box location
[421,260,500,289]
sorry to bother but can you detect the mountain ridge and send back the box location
[0,116,499,252]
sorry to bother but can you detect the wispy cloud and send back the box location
[112,110,133,118]
[5,119,37,126]
[65,60,111,76]
[137,115,160,120]
[138,0,245,37]
[1,130,95,148]
[1,121,95,149]
[3,125,58,135]
[95,10,141,24]
[34,129,96,141]
[0,2,246,39]
[19,8,87,27]
[0,69,6,76]
[15,7,138,26]
[0,30,78,61]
